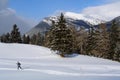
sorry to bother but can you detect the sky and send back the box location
[8,0,120,21]
[0,0,120,32]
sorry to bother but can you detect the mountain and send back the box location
[0,8,34,35]
[106,16,120,27]
[26,12,105,36]
[64,12,105,25]
[94,16,120,28]
[0,43,120,80]
[26,20,50,36]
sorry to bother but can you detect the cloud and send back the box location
[82,1,120,21]
[108,0,120,3]
[0,8,16,17]
[0,8,37,34]
[0,0,8,10]
[0,0,37,34]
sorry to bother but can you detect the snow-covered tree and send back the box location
[47,13,74,56]
[44,21,56,47]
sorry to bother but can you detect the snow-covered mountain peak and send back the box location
[42,16,58,25]
[64,12,85,20]
[64,12,106,25]
[28,11,115,37]
[42,12,106,25]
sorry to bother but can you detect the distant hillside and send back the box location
[26,12,105,36]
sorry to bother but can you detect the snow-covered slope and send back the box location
[0,43,120,80]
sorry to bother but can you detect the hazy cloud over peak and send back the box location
[0,0,37,34]
[0,0,8,10]
[82,1,120,21]
[0,8,16,17]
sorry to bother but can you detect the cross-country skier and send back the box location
[17,61,22,70]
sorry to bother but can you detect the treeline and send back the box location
[0,24,44,46]
[0,13,120,62]
[44,13,120,62]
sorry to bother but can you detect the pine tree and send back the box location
[30,33,42,45]
[71,27,87,54]
[85,26,98,56]
[0,34,7,42]
[68,26,78,53]
[22,34,26,43]
[30,34,37,45]
[44,21,56,47]
[94,23,110,58]
[10,24,22,43]
[5,33,11,43]
[48,13,74,56]
[35,33,42,45]
[0,33,11,43]
[22,34,30,44]
[109,20,120,61]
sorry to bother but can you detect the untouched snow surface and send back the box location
[0,43,120,80]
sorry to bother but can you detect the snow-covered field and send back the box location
[0,43,120,80]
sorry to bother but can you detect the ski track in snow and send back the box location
[0,67,120,77]
[0,58,120,77]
